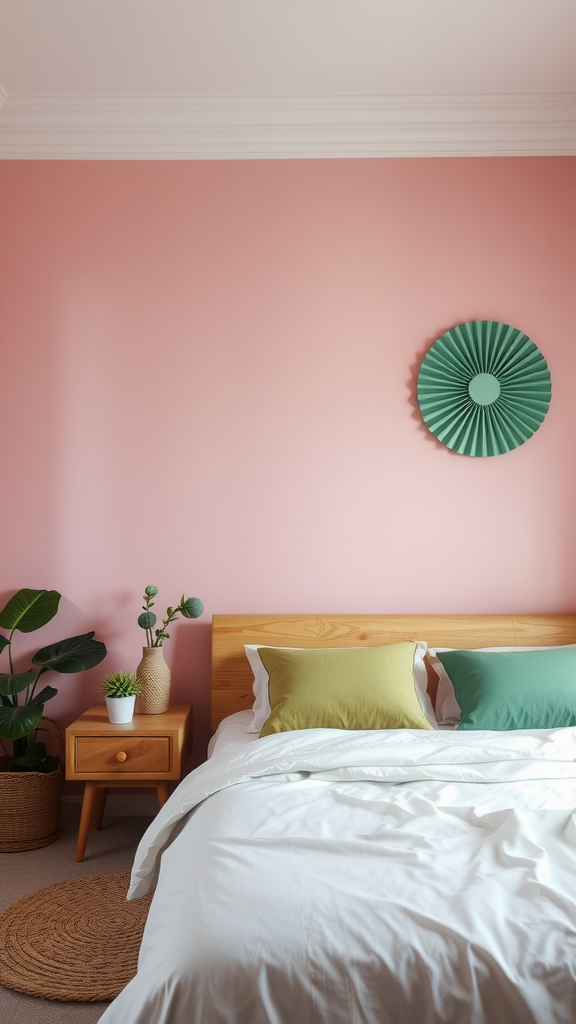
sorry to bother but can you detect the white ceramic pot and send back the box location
[105,695,136,724]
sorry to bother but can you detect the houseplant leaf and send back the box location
[0,703,44,741]
[0,670,36,697]
[0,589,61,633]
[29,685,58,706]
[15,741,48,770]
[0,636,10,654]
[32,632,107,673]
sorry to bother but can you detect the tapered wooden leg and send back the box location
[93,787,108,830]
[76,782,97,862]
[157,782,170,807]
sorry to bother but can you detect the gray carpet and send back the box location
[0,800,154,1023]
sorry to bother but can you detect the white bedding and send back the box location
[99,718,576,1024]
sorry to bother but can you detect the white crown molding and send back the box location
[0,92,575,159]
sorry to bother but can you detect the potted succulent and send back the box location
[101,670,141,724]
[0,588,107,851]
[136,585,204,714]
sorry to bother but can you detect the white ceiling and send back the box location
[1,0,575,158]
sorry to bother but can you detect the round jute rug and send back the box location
[0,871,153,1002]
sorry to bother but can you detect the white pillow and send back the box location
[245,642,437,733]
[429,644,576,727]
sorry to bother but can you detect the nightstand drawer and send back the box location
[74,736,171,774]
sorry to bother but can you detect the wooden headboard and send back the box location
[211,613,576,731]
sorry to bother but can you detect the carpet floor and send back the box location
[0,801,153,1024]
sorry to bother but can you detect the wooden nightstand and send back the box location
[65,704,192,862]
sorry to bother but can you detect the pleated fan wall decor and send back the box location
[417,321,551,457]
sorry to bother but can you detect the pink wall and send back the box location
[1,157,575,764]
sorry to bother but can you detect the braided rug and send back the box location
[0,871,153,1002]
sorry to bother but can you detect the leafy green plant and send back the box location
[137,585,204,647]
[0,589,107,771]
[101,670,140,698]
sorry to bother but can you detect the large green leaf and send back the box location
[0,670,36,697]
[0,589,61,633]
[0,703,43,740]
[15,741,48,770]
[0,635,10,654]
[32,632,107,673]
[29,684,58,706]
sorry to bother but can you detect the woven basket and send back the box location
[0,717,64,852]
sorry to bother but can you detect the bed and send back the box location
[99,613,576,1024]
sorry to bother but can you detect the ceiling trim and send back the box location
[1,93,575,159]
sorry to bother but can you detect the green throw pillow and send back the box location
[258,643,432,736]
[435,648,576,730]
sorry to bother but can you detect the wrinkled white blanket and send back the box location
[101,726,576,1024]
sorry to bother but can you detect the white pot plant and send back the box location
[101,671,141,724]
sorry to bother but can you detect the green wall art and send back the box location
[417,321,551,457]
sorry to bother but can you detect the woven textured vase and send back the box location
[136,646,171,714]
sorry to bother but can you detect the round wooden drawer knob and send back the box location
[116,751,127,762]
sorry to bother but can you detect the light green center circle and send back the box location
[468,372,501,406]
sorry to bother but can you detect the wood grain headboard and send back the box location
[211,613,576,732]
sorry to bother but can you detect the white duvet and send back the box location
[99,722,576,1024]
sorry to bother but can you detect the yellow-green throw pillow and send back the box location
[258,643,432,736]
